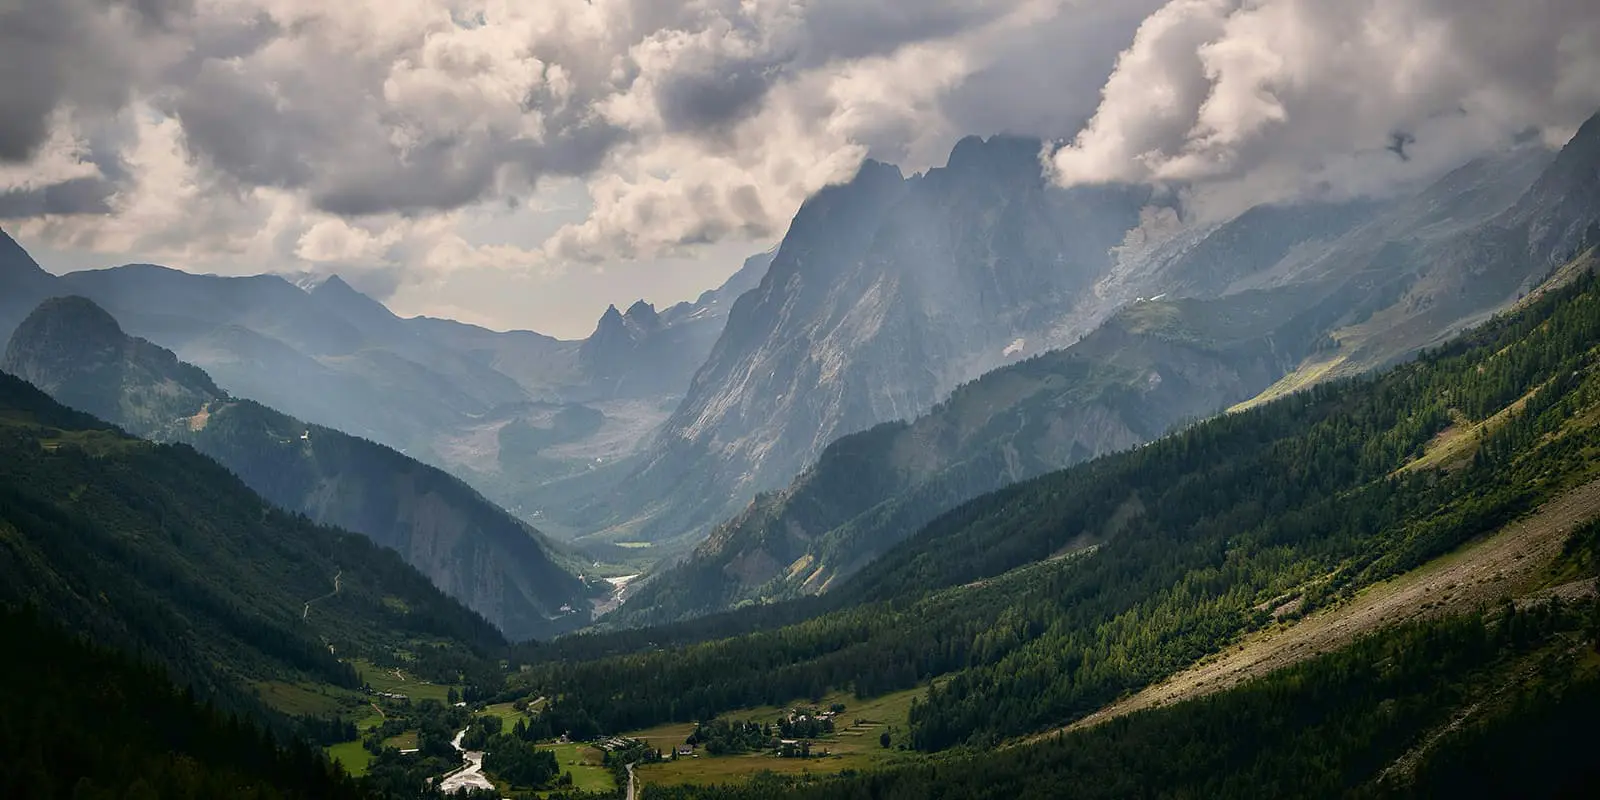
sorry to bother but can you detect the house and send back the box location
[675,745,694,757]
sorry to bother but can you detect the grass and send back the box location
[326,740,373,777]
[383,730,419,750]
[543,743,615,794]
[628,686,926,789]
[482,701,533,728]
[253,680,350,717]
[1230,351,1349,412]
[354,659,454,704]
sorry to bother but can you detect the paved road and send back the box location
[626,762,638,800]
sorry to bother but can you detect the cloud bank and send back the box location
[1049,0,1600,219]
[3,0,1597,329]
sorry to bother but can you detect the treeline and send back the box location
[640,600,1600,799]
[511,270,1600,751]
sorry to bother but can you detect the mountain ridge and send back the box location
[4,295,598,640]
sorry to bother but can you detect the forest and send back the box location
[637,595,1600,799]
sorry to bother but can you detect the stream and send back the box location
[437,729,496,795]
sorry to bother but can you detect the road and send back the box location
[438,728,496,795]
[626,761,638,800]
[302,568,342,620]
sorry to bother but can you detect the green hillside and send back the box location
[0,371,503,699]
[0,605,367,800]
[3,295,599,641]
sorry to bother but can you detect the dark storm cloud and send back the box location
[0,177,116,218]
[172,59,320,188]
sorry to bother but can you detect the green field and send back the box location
[253,680,351,717]
[354,659,454,704]
[326,740,374,777]
[628,687,925,789]
[544,743,615,794]
[482,701,534,728]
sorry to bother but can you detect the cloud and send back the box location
[1049,0,1600,219]
[6,0,1597,336]
[9,0,1146,276]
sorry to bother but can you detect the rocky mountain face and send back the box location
[3,296,599,641]
[578,137,1150,547]
[613,113,1600,626]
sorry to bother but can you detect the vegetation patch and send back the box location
[325,740,374,777]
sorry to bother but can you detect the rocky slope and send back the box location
[578,137,1150,547]
[3,296,599,640]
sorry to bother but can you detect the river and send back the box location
[437,729,496,795]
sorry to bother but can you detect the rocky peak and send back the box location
[2,296,224,426]
[1511,109,1600,261]
[624,300,661,332]
[940,134,1047,186]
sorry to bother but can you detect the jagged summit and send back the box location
[624,300,661,330]
[941,134,1046,182]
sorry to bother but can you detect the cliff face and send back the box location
[599,139,1150,545]
[3,296,596,641]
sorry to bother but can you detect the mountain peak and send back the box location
[3,296,225,423]
[595,303,626,330]
[0,228,53,287]
[314,273,355,293]
[623,300,661,331]
[940,134,1048,185]
[12,295,126,349]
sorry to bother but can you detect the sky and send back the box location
[3,0,1598,338]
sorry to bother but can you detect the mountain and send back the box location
[571,137,1150,547]
[0,229,58,345]
[511,246,1600,767]
[615,117,1597,625]
[616,287,1332,623]
[0,233,776,545]
[4,296,599,641]
[0,369,504,695]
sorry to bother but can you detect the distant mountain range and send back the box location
[0,231,769,543]
[3,295,598,640]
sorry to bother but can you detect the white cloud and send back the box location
[1049,0,1600,220]
[4,0,1596,334]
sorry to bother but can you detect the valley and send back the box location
[0,41,1597,796]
